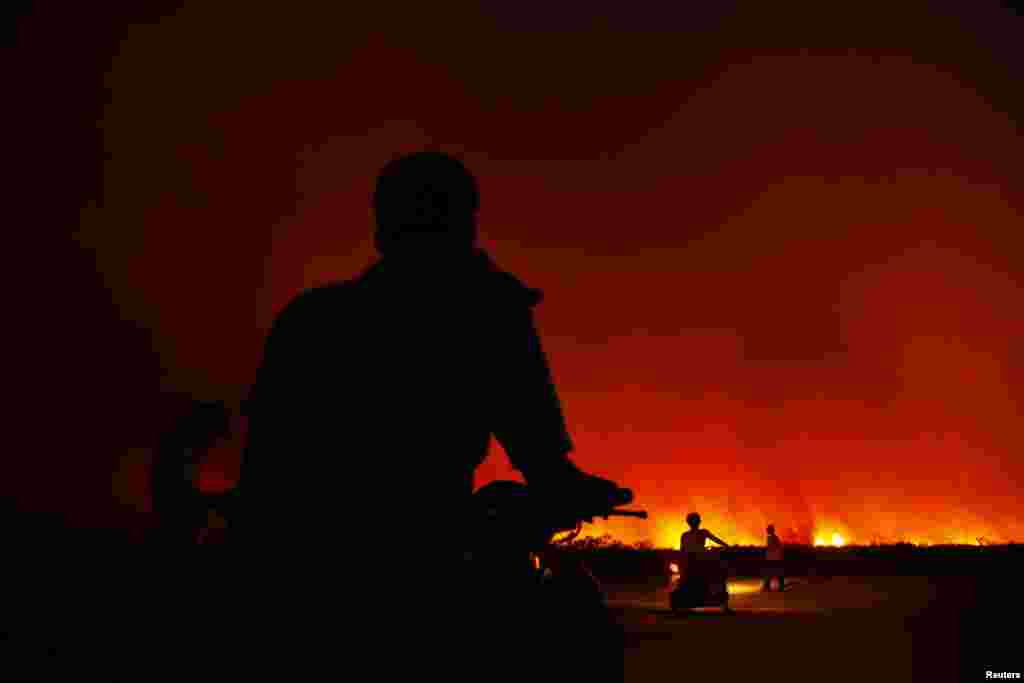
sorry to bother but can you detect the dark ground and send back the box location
[1,531,1020,681]
[606,575,1014,682]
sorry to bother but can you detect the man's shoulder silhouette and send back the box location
[255,250,546,410]
[274,251,540,325]
[270,280,356,330]
[358,249,541,304]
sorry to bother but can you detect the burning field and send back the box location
[547,538,1024,583]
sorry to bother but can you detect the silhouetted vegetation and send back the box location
[544,538,1024,585]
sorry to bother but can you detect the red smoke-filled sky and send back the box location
[12,2,1024,544]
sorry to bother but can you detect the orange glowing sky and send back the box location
[13,3,1024,538]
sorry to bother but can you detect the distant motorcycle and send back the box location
[669,552,733,614]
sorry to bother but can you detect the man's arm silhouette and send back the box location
[707,531,729,548]
[487,300,621,519]
[490,303,575,479]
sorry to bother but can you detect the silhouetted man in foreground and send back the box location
[235,151,624,678]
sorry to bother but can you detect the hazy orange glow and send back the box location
[56,5,1023,540]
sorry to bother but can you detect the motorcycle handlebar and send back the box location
[578,487,647,521]
[606,510,648,519]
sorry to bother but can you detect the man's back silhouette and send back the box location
[233,151,622,678]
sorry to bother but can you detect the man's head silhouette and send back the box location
[372,151,479,258]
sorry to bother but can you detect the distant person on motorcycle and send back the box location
[679,512,733,611]
[681,512,730,553]
[237,150,625,677]
[762,524,785,591]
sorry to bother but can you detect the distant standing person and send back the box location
[762,524,785,591]
[150,400,231,548]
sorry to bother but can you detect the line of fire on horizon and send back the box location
[583,515,1015,550]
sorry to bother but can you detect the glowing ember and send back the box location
[726,580,763,596]
[668,562,680,575]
